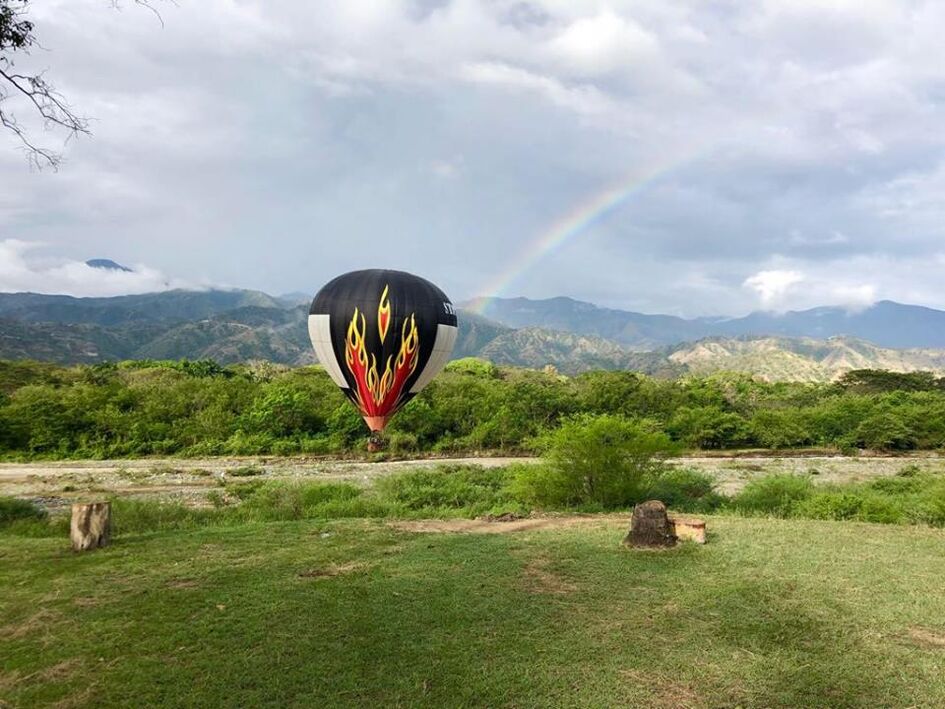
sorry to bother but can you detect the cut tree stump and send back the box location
[70,502,111,552]
[670,516,706,544]
[623,500,677,548]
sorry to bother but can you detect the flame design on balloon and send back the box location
[344,293,419,417]
[377,285,391,343]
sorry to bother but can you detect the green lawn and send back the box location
[2,517,945,708]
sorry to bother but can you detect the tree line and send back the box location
[2,358,945,458]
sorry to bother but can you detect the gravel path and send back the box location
[3,453,943,508]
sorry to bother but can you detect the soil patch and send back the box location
[297,561,368,579]
[521,558,578,595]
[387,515,621,535]
[908,626,945,649]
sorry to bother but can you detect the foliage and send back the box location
[517,414,678,508]
[733,474,814,517]
[374,465,520,517]
[643,467,723,513]
[8,358,945,458]
[0,495,45,524]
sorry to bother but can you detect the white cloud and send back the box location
[548,10,658,77]
[461,61,613,116]
[2,1,945,314]
[0,240,193,297]
[743,269,805,307]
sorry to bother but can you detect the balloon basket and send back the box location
[367,433,387,453]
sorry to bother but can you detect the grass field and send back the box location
[3,516,945,707]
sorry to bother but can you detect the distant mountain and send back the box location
[668,336,945,382]
[708,301,945,349]
[478,327,681,376]
[0,290,308,365]
[471,297,945,349]
[277,292,313,307]
[6,288,945,379]
[469,296,703,349]
[452,311,512,359]
[0,289,282,326]
[86,259,133,272]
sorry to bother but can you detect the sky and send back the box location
[2,0,945,316]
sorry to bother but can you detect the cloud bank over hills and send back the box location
[0,240,197,297]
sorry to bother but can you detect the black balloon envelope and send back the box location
[309,269,458,432]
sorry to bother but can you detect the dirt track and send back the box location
[2,453,943,509]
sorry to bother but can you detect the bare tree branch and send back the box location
[0,0,169,169]
[111,0,176,29]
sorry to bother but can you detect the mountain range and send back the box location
[4,288,945,381]
[471,296,945,349]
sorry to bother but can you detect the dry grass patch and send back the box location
[618,668,704,709]
[907,626,945,649]
[521,557,578,596]
[1,608,62,641]
[297,561,369,579]
[388,515,621,535]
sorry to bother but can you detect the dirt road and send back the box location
[2,453,942,508]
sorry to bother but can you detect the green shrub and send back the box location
[857,494,906,524]
[110,498,214,534]
[868,476,923,494]
[912,481,945,526]
[237,481,364,521]
[644,467,723,512]
[897,464,923,478]
[852,414,917,451]
[375,465,512,515]
[0,496,47,524]
[523,414,679,509]
[227,465,265,477]
[299,435,334,455]
[507,463,573,509]
[795,492,865,521]
[733,474,813,517]
[386,432,419,455]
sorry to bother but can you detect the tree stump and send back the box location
[670,516,706,544]
[623,500,677,548]
[70,502,111,551]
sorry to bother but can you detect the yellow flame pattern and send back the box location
[377,284,391,343]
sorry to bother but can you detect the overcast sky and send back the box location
[2,0,945,316]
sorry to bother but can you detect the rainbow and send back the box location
[466,151,710,314]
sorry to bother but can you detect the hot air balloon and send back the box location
[308,269,458,435]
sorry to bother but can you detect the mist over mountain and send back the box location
[4,289,945,379]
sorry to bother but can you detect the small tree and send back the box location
[517,414,679,508]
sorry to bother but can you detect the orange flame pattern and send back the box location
[344,294,420,417]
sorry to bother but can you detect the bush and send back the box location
[733,474,813,517]
[795,491,865,521]
[0,496,47,525]
[227,465,265,477]
[375,465,514,515]
[110,498,215,534]
[852,414,917,451]
[237,481,365,521]
[644,467,723,512]
[521,414,679,509]
[913,480,945,526]
[795,490,906,524]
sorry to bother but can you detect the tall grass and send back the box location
[4,464,945,540]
